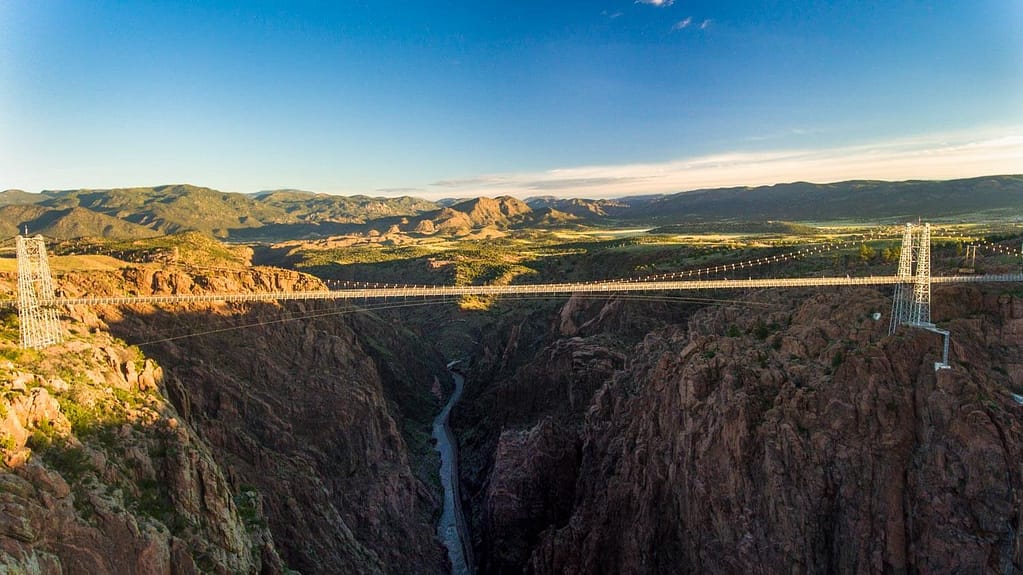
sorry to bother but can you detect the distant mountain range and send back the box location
[525,196,632,218]
[2,175,1020,240]
[622,176,1023,222]
[251,189,437,223]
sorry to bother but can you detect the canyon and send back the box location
[455,286,1023,573]
[3,244,1023,573]
[2,0,1018,568]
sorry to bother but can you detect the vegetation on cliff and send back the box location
[0,309,283,572]
[448,283,1023,573]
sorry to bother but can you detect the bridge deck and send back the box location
[41,274,1023,307]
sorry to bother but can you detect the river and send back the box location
[433,364,473,574]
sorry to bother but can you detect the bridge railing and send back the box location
[45,275,914,307]
[13,273,1023,310]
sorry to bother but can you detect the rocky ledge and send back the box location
[459,287,1023,574]
[0,326,282,573]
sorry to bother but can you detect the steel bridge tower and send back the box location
[888,223,948,369]
[889,223,934,332]
[15,235,62,349]
[888,223,916,335]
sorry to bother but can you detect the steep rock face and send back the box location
[456,287,1023,573]
[456,297,686,574]
[86,267,449,573]
[57,265,321,300]
[481,418,580,574]
[520,287,1023,573]
[0,330,281,573]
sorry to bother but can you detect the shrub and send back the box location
[42,442,94,482]
[234,486,267,530]
[753,321,770,340]
[131,478,175,525]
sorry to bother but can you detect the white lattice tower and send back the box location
[908,223,931,326]
[16,235,62,349]
[889,223,916,335]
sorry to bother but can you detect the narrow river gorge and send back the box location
[433,366,474,574]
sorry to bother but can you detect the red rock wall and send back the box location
[61,265,449,574]
[461,288,1023,574]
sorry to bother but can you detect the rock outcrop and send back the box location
[0,330,282,573]
[58,264,322,300]
[455,296,685,574]
[2,261,450,573]
[459,286,1023,573]
[410,196,534,237]
[93,267,450,573]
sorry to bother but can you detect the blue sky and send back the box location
[1,0,1021,198]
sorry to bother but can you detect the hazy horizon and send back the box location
[6,171,1022,204]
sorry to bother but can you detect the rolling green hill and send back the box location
[254,190,437,222]
[42,207,162,239]
[0,189,43,207]
[0,204,161,239]
[525,196,631,219]
[0,205,51,236]
[18,185,440,239]
[40,184,282,235]
[626,175,1023,223]
[4,175,1019,241]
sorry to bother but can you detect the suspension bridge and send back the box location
[11,223,1023,366]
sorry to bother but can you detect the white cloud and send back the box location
[636,0,674,6]
[420,127,1023,199]
[699,19,712,29]
[600,10,623,19]
[745,127,822,142]
[672,17,693,30]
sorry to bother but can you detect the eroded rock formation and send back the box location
[98,267,451,574]
[458,287,1023,574]
[0,332,282,573]
[2,263,450,574]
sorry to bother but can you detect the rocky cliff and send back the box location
[92,266,450,573]
[0,320,283,573]
[453,296,690,573]
[457,286,1023,573]
[8,247,1023,573]
[2,262,452,573]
